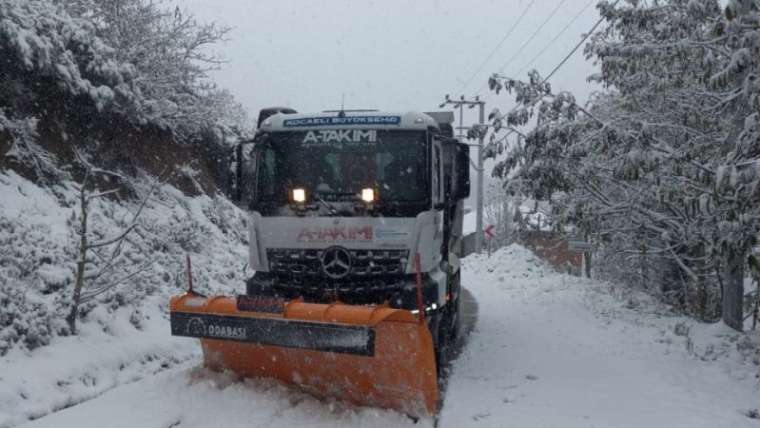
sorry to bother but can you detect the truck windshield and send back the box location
[255,130,428,203]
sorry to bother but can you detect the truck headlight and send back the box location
[292,188,306,203]
[361,188,375,203]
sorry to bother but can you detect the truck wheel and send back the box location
[448,294,461,342]
[428,312,447,375]
[435,303,461,373]
[436,296,461,371]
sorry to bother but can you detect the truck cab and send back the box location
[233,110,470,340]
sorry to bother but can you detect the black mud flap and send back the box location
[170,311,375,356]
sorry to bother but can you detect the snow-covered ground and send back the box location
[442,247,760,427]
[0,298,199,426]
[5,245,759,427]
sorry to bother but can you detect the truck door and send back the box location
[432,139,444,208]
[432,137,447,262]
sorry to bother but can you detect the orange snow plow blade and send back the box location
[170,294,438,416]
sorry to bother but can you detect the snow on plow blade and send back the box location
[170,294,438,416]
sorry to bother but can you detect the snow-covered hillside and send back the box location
[0,170,250,427]
[6,244,758,428]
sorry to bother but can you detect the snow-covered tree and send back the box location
[0,0,249,149]
[487,0,760,328]
[59,0,246,139]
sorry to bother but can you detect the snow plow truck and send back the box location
[169,108,471,416]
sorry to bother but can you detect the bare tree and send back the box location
[66,160,167,333]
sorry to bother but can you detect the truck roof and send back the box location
[259,111,443,132]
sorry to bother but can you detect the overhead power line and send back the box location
[542,2,611,82]
[513,0,595,77]
[457,0,537,94]
[476,0,567,94]
[494,0,619,122]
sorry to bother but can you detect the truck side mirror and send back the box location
[231,140,257,208]
[232,143,243,202]
[456,144,471,199]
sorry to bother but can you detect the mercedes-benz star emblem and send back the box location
[321,246,352,279]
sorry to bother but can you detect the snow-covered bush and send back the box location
[0,215,70,353]
[0,110,60,181]
[166,218,212,253]
[0,284,58,354]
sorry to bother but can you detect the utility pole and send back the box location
[439,94,486,253]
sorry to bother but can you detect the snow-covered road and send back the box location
[440,247,758,428]
[15,245,760,428]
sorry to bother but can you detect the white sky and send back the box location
[179,0,601,129]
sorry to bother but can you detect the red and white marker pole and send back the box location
[485,225,496,257]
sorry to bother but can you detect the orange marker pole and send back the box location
[186,253,194,295]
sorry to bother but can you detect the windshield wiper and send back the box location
[314,194,340,216]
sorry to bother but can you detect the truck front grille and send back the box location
[267,248,409,278]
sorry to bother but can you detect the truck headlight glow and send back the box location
[361,188,375,203]
[292,188,306,203]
